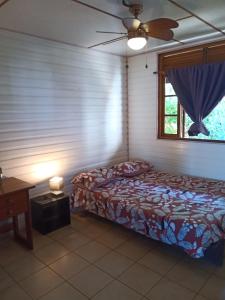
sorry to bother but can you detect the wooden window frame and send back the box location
[158,39,225,143]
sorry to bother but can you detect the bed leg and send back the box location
[205,240,224,266]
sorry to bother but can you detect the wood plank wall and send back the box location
[128,52,225,180]
[0,30,128,197]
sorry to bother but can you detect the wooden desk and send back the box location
[0,177,35,249]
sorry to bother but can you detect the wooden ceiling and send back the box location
[0,0,224,56]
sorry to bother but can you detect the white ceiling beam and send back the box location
[168,0,225,36]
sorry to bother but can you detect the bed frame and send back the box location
[205,239,224,266]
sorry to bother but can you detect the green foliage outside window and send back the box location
[184,97,225,140]
[164,81,225,140]
[164,116,177,134]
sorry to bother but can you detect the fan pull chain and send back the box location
[145,43,148,69]
[145,55,148,69]
[125,37,129,69]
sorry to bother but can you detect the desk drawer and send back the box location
[0,191,28,219]
[0,208,9,220]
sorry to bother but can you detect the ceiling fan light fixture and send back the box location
[127,36,147,50]
[127,30,148,51]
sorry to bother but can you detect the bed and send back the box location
[71,161,225,264]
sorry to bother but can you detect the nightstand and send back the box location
[31,193,70,234]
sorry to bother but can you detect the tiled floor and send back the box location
[1,213,225,299]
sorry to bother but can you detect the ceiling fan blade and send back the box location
[122,18,141,31]
[72,0,123,20]
[146,29,174,41]
[122,0,130,8]
[88,36,127,48]
[96,31,127,35]
[143,18,178,32]
[0,0,11,8]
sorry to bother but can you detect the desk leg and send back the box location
[12,192,33,250]
[25,210,33,249]
[13,215,19,237]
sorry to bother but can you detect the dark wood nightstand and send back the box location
[31,193,70,234]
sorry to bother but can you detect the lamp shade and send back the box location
[49,176,64,192]
[127,37,147,50]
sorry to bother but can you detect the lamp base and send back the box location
[50,191,64,197]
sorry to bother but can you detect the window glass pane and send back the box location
[164,116,178,134]
[165,82,175,96]
[165,96,178,115]
[184,96,225,140]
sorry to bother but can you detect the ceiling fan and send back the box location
[72,0,179,51]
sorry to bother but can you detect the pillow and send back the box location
[113,160,152,177]
[71,167,115,190]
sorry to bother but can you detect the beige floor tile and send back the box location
[49,252,89,279]
[96,227,131,249]
[20,267,63,299]
[0,233,13,247]
[4,254,45,281]
[47,226,76,241]
[184,256,216,274]
[200,275,225,300]
[115,224,135,235]
[0,240,29,266]
[75,240,110,263]
[40,282,88,300]
[119,263,161,295]
[116,237,153,261]
[1,284,32,300]
[32,233,53,250]
[90,216,113,229]
[59,232,91,251]
[71,214,113,237]
[0,267,14,292]
[92,280,142,300]
[69,217,86,232]
[81,222,110,239]
[213,263,225,279]
[69,265,112,298]
[194,295,208,300]
[139,247,180,275]
[34,241,69,264]
[95,251,133,277]
[70,214,93,232]
[147,278,195,300]
[167,261,210,292]
[72,212,93,224]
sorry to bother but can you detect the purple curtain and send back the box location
[166,62,225,136]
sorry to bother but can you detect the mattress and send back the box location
[72,170,225,258]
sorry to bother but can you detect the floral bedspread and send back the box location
[72,170,225,258]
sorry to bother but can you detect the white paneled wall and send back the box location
[0,30,128,196]
[128,52,225,180]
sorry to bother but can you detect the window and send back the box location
[158,40,225,142]
[163,78,180,136]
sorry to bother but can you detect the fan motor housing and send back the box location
[128,29,147,40]
[129,4,143,18]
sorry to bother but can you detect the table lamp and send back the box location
[49,176,64,196]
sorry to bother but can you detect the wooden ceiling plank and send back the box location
[72,0,123,20]
[168,0,225,35]
[88,36,127,48]
[175,15,193,22]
